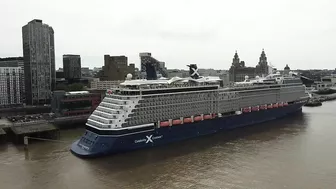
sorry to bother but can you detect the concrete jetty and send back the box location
[0,128,6,143]
[1,115,59,144]
[0,105,51,117]
[0,112,90,144]
[10,120,59,144]
[51,114,89,128]
[313,93,336,102]
[0,118,11,143]
[10,120,57,135]
[305,93,336,107]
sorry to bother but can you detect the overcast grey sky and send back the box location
[0,0,335,70]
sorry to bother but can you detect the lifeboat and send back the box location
[242,107,251,113]
[252,106,259,111]
[194,116,202,122]
[160,121,170,127]
[172,119,182,125]
[203,114,212,120]
[183,117,192,123]
[267,104,273,109]
[278,102,284,107]
[284,102,289,106]
[260,105,267,110]
[273,103,279,108]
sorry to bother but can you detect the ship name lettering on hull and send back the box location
[134,135,163,144]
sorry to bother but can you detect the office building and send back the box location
[100,55,135,81]
[0,57,25,102]
[51,91,101,117]
[90,78,123,90]
[63,54,81,80]
[0,67,24,107]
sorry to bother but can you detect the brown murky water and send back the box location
[1,102,336,189]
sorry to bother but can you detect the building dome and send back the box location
[284,64,290,70]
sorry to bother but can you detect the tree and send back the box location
[67,83,84,91]
[55,83,85,92]
[55,83,67,91]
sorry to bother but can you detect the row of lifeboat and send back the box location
[159,114,216,127]
[242,102,289,113]
[160,102,290,127]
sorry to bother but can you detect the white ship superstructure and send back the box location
[86,71,307,130]
[71,65,309,158]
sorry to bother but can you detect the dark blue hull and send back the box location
[71,102,306,158]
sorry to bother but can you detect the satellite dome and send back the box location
[255,75,260,79]
[276,71,280,75]
[126,73,133,80]
[245,75,249,80]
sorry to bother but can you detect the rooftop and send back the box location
[0,57,23,61]
[65,91,90,95]
[63,54,80,57]
[29,19,42,23]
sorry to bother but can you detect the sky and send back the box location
[0,0,335,70]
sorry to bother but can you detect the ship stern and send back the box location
[70,130,117,158]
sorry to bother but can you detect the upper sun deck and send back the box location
[104,70,304,97]
[106,76,222,95]
[120,76,222,88]
[234,71,303,86]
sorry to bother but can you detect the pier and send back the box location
[0,115,60,144]
[305,93,336,107]
[0,112,89,144]
[10,120,59,144]
[313,93,336,102]
[0,118,11,143]
[0,128,6,143]
[0,105,51,117]
[51,114,89,129]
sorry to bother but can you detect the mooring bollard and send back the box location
[24,136,28,150]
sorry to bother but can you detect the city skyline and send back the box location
[1,0,335,70]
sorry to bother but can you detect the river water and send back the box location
[1,102,336,189]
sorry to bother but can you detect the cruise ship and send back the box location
[71,64,310,157]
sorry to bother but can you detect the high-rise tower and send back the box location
[22,19,55,105]
[139,52,168,79]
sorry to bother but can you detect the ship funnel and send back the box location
[187,64,200,79]
[145,62,157,80]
